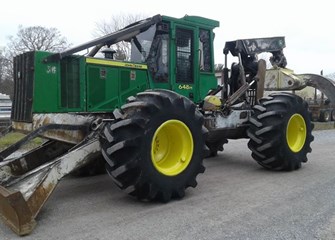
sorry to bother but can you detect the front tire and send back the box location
[247,92,314,171]
[100,90,207,202]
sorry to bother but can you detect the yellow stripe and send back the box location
[86,58,148,70]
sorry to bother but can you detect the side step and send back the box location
[0,134,101,235]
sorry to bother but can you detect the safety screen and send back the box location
[199,29,212,72]
[12,52,34,122]
[176,28,193,83]
[60,57,81,108]
[147,33,169,83]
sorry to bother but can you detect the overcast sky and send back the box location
[1,0,334,75]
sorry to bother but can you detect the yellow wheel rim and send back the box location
[286,114,307,153]
[151,120,193,176]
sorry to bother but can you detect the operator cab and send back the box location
[124,15,220,103]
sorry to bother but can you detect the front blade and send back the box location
[0,186,36,236]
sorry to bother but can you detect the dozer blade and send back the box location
[0,135,101,235]
[0,184,35,235]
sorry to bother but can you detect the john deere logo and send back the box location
[130,71,136,80]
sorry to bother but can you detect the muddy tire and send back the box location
[206,139,228,157]
[247,92,314,171]
[71,155,106,177]
[99,90,207,202]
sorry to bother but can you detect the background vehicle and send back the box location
[1,14,335,236]
[0,93,12,130]
[307,88,335,122]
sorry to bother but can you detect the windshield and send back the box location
[130,25,156,63]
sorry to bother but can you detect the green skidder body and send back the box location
[14,15,219,122]
[1,13,323,236]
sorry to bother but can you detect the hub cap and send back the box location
[286,114,307,153]
[151,120,193,176]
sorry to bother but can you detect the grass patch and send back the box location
[0,132,43,151]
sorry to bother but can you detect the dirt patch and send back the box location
[313,122,335,131]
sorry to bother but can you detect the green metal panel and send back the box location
[33,52,61,113]
[199,73,218,99]
[162,15,220,29]
[119,68,148,104]
[86,59,149,112]
[171,23,199,101]
[86,65,119,111]
[157,16,218,103]
[32,53,150,114]
[30,15,220,115]
[60,57,81,109]
[33,52,86,113]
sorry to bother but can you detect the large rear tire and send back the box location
[247,92,314,171]
[99,90,207,202]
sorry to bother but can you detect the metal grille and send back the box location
[248,89,257,106]
[87,67,105,109]
[199,29,212,72]
[12,52,34,122]
[61,57,80,108]
[120,70,130,91]
[176,28,193,83]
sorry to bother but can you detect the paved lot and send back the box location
[1,130,335,240]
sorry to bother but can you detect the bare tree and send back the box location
[0,49,14,96]
[7,25,70,56]
[94,13,147,61]
[0,49,5,82]
[325,72,335,81]
[1,26,70,97]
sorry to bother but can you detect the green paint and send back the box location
[26,15,219,115]
[33,52,62,113]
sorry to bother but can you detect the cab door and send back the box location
[171,26,200,102]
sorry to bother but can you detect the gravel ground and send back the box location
[1,130,335,240]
